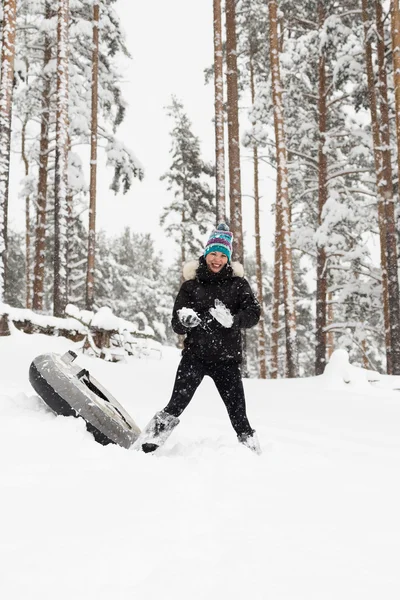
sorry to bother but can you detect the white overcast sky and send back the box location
[9,0,276,265]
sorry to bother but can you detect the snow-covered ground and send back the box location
[2,330,400,599]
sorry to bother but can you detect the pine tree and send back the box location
[245,0,386,374]
[268,0,299,377]
[0,0,17,307]
[375,0,400,374]
[32,2,53,311]
[10,0,143,314]
[225,0,244,262]
[86,0,100,310]
[94,228,174,342]
[242,253,272,377]
[237,0,270,379]
[392,0,400,192]
[5,229,25,308]
[360,0,400,373]
[53,0,70,317]
[213,0,226,223]
[160,97,216,263]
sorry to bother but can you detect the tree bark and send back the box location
[54,0,70,317]
[375,0,400,374]
[268,0,298,377]
[66,173,73,302]
[225,0,243,262]
[362,339,369,369]
[178,208,187,350]
[326,292,334,360]
[315,1,328,375]
[181,208,186,275]
[374,0,400,373]
[213,0,226,224]
[270,167,282,379]
[249,50,267,379]
[33,13,52,312]
[86,1,100,310]
[21,119,32,309]
[0,0,17,305]
[392,0,400,191]
[362,0,395,373]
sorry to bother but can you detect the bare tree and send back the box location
[86,0,100,310]
[268,0,298,377]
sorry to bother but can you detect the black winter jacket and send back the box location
[171,256,261,363]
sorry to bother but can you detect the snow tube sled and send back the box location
[29,350,141,448]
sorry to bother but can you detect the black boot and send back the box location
[135,410,180,453]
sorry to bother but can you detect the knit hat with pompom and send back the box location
[204,223,233,262]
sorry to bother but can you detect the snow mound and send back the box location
[323,349,400,391]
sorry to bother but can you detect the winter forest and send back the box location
[1,0,400,378]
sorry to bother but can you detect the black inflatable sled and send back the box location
[29,350,141,448]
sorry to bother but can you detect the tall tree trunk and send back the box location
[362,339,369,369]
[213,0,226,224]
[178,209,187,350]
[181,208,186,272]
[253,137,267,379]
[268,0,298,377]
[21,119,32,309]
[54,0,70,317]
[249,50,267,379]
[66,186,73,302]
[225,0,243,262]
[0,0,17,306]
[375,0,400,374]
[362,0,393,373]
[32,20,52,312]
[392,0,400,189]
[21,26,32,310]
[270,167,282,379]
[326,292,334,360]
[86,1,100,310]
[315,1,328,375]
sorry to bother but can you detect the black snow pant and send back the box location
[164,352,254,438]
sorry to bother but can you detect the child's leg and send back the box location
[164,353,205,417]
[210,362,254,437]
[136,354,205,453]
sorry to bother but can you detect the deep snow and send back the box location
[1,330,400,599]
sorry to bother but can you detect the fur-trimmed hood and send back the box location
[183,259,244,281]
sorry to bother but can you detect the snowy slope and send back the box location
[1,330,400,599]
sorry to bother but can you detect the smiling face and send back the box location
[205,251,228,273]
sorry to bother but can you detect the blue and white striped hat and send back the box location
[204,223,233,262]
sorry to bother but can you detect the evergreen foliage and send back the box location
[160,96,216,261]
[243,0,396,371]
[5,230,25,308]
[4,0,400,376]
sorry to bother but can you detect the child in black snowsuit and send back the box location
[136,223,262,454]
